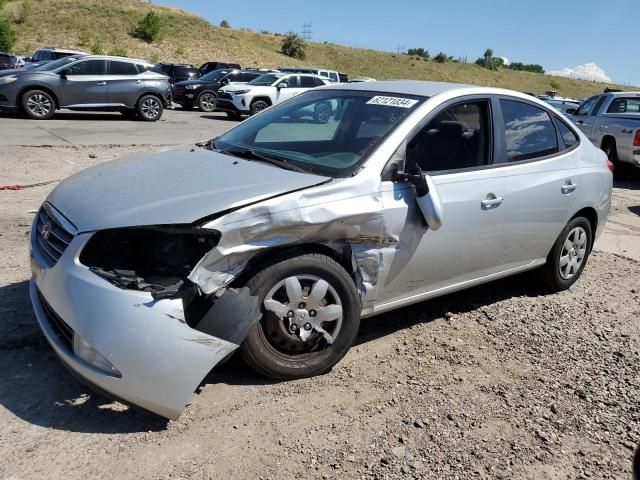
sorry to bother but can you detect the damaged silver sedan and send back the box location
[29,81,613,419]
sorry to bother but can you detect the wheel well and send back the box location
[137,91,164,107]
[251,96,272,107]
[230,243,355,288]
[18,86,59,109]
[571,207,598,238]
[600,135,616,149]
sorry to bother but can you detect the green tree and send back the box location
[281,31,306,60]
[0,19,16,52]
[407,48,429,59]
[433,52,448,63]
[131,11,163,43]
[220,19,230,28]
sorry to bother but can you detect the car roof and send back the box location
[73,55,154,66]
[326,80,473,97]
[37,47,86,54]
[607,91,640,97]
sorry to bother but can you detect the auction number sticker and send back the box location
[366,96,419,108]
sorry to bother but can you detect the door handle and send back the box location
[576,120,584,124]
[136,79,142,84]
[481,195,503,209]
[561,181,577,194]
[96,81,107,86]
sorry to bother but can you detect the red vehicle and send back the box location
[0,53,18,70]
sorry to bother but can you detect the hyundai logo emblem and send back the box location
[40,221,52,241]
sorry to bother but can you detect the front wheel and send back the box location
[22,89,55,120]
[541,217,593,291]
[250,100,269,116]
[240,254,361,380]
[136,94,163,121]
[197,92,217,112]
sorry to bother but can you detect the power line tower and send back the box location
[302,22,313,40]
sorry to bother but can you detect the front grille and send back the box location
[39,291,74,351]
[34,203,76,266]
[173,86,185,96]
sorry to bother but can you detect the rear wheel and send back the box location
[22,89,55,120]
[250,100,269,116]
[541,216,593,291]
[136,94,163,122]
[240,254,361,380]
[197,92,217,112]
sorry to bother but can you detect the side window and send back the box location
[67,60,107,75]
[499,100,558,162]
[314,77,327,87]
[607,97,640,114]
[287,76,301,88]
[575,96,599,116]
[592,96,607,116]
[329,72,338,82]
[109,61,138,75]
[406,100,491,172]
[555,118,579,149]
[226,72,242,82]
[300,76,317,88]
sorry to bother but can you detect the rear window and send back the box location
[500,99,559,162]
[109,61,138,75]
[607,97,640,114]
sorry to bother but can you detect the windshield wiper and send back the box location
[196,137,219,150]
[223,148,308,174]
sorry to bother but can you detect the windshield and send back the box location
[212,90,425,177]
[249,73,283,86]
[33,56,83,71]
[201,69,230,81]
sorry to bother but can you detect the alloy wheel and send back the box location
[199,93,216,111]
[558,226,588,280]
[27,94,52,118]
[141,98,160,119]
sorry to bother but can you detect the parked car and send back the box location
[539,97,581,114]
[153,63,200,85]
[217,72,330,118]
[172,68,264,111]
[0,55,171,121]
[0,52,16,70]
[31,47,86,63]
[566,92,640,171]
[29,80,612,419]
[198,61,241,76]
[279,67,345,83]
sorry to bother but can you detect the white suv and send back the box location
[216,72,329,119]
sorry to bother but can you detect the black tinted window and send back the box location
[556,118,579,149]
[68,60,107,75]
[227,72,242,82]
[407,101,491,172]
[241,73,260,82]
[35,51,54,61]
[300,76,317,88]
[500,100,558,162]
[109,61,138,75]
[53,52,74,60]
[607,97,640,114]
[0,54,10,63]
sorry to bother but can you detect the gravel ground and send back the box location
[1,145,639,480]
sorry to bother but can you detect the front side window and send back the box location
[213,90,424,177]
[607,97,640,114]
[34,56,82,72]
[329,72,338,82]
[406,100,491,172]
[109,61,138,75]
[575,96,599,116]
[500,100,558,162]
[67,60,107,75]
[280,75,300,88]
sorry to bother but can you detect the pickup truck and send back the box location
[567,92,640,170]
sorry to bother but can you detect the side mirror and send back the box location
[565,108,576,115]
[220,77,229,84]
[394,166,443,230]
[277,82,288,89]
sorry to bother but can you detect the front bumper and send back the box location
[29,221,239,419]
[216,94,250,115]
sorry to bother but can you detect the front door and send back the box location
[571,95,605,140]
[376,98,508,305]
[59,59,108,107]
[275,75,305,104]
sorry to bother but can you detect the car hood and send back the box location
[175,79,219,88]
[223,84,265,93]
[46,148,330,233]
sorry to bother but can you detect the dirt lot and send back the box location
[1,145,640,480]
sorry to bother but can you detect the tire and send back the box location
[21,89,55,120]
[541,216,593,292]
[226,111,241,120]
[136,94,163,122]
[313,101,331,124]
[250,100,269,116]
[197,92,217,112]
[240,253,361,380]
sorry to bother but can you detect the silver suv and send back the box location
[0,55,171,121]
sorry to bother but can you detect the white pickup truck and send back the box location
[567,92,640,170]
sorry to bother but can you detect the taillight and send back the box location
[634,130,640,147]
[607,159,615,174]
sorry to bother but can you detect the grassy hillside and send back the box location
[2,0,633,98]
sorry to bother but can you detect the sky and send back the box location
[158,0,638,86]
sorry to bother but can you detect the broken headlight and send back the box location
[79,226,220,295]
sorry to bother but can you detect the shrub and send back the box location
[220,19,230,28]
[550,80,561,90]
[407,48,429,59]
[281,31,306,59]
[90,41,104,55]
[131,11,163,43]
[433,52,448,63]
[0,19,16,52]
[108,47,127,57]
[149,53,159,64]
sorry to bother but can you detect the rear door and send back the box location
[377,97,509,305]
[106,60,142,107]
[59,59,108,107]
[495,98,580,267]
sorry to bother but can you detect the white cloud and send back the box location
[499,57,510,66]
[548,63,612,83]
